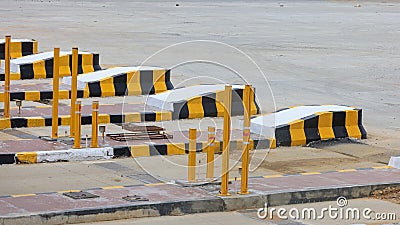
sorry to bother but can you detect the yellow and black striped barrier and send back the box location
[4,51,101,80]
[0,39,38,59]
[113,138,274,158]
[172,88,260,119]
[82,67,174,97]
[0,111,173,129]
[0,90,84,102]
[275,108,367,146]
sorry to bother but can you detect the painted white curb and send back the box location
[36,147,114,163]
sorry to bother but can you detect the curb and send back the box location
[1,138,274,164]
[1,181,398,225]
[0,111,173,129]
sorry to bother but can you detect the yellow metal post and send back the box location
[240,85,252,194]
[73,101,81,149]
[70,47,78,137]
[91,101,99,148]
[51,48,60,139]
[188,128,197,182]
[220,85,232,196]
[206,126,215,179]
[4,35,11,118]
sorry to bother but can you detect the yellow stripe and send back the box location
[270,138,277,149]
[156,111,172,121]
[101,186,124,190]
[124,113,141,123]
[0,119,11,129]
[215,91,225,117]
[24,91,40,101]
[167,143,186,155]
[187,97,204,119]
[372,165,392,169]
[10,42,22,58]
[16,152,37,163]
[130,145,150,157]
[33,41,38,54]
[27,117,45,127]
[60,115,70,126]
[98,114,111,124]
[144,183,165,186]
[11,194,36,198]
[316,112,335,140]
[127,71,142,95]
[263,174,283,178]
[10,73,21,80]
[300,172,321,175]
[153,69,167,93]
[59,55,71,77]
[99,76,115,97]
[345,110,362,139]
[32,60,47,79]
[59,90,70,99]
[337,169,357,172]
[289,120,306,146]
[81,54,94,73]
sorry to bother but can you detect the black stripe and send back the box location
[358,109,367,139]
[0,43,5,59]
[44,117,53,126]
[113,73,128,96]
[140,70,155,95]
[40,91,53,100]
[81,115,92,125]
[303,115,320,144]
[10,118,28,128]
[165,70,174,90]
[21,42,34,56]
[174,102,189,119]
[92,54,101,71]
[88,82,101,97]
[78,54,83,74]
[109,114,123,124]
[154,145,167,155]
[0,154,15,165]
[332,111,348,138]
[202,95,217,117]
[77,90,84,98]
[44,58,53,78]
[20,64,34,79]
[254,139,271,149]
[275,125,291,146]
[10,92,25,101]
[0,74,4,81]
[141,112,156,121]
[113,146,131,157]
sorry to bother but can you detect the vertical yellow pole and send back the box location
[70,47,78,137]
[188,128,197,182]
[240,85,252,194]
[51,48,60,139]
[73,101,81,149]
[206,126,215,179]
[91,101,99,148]
[220,85,232,196]
[4,35,11,118]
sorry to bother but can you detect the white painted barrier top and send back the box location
[147,84,244,111]
[7,51,93,73]
[0,38,34,43]
[250,105,356,137]
[62,66,165,89]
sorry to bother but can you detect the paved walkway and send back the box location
[0,168,398,224]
